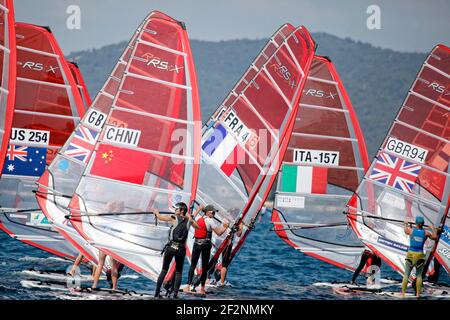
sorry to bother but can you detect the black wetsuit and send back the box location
[154,216,190,298]
[187,238,212,287]
[351,250,381,283]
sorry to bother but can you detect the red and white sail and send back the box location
[0,0,16,178]
[188,24,315,274]
[0,23,85,260]
[67,11,202,281]
[36,19,145,267]
[272,56,370,271]
[67,61,91,111]
[347,44,450,274]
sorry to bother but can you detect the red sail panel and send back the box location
[0,23,85,260]
[67,11,202,281]
[0,0,16,178]
[348,44,450,274]
[188,24,315,276]
[36,19,146,266]
[271,56,370,272]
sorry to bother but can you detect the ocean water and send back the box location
[0,211,448,300]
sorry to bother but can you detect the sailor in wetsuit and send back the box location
[351,248,381,284]
[401,216,438,298]
[184,204,229,294]
[153,202,195,298]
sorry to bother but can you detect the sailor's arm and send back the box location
[152,209,173,222]
[404,221,412,235]
[192,205,204,218]
[187,212,200,229]
[213,220,230,236]
[426,223,439,240]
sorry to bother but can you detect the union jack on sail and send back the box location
[369,152,421,193]
[64,125,98,163]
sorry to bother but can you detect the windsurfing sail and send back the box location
[0,23,85,260]
[271,56,370,271]
[188,24,315,274]
[67,61,91,111]
[36,20,145,266]
[66,11,202,280]
[347,44,450,274]
[0,0,16,178]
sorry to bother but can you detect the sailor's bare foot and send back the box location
[183,286,191,293]
[199,286,206,295]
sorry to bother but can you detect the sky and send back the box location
[13,0,450,55]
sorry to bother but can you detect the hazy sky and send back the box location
[13,0,450,54]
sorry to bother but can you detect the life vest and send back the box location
[409,228,426,252]
[194,216,212,240]
[170,216,189,243]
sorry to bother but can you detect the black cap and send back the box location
[203,204,218,213]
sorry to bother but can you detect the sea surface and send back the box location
[0,211,448,300]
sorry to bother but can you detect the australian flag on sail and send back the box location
[369,152,421,193]
[64,125,98,163]
[2,145,47,177]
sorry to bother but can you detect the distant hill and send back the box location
[68,32,427,158]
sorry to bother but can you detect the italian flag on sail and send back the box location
[280,164,327,194]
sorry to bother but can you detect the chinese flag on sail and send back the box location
[90,144,151,184]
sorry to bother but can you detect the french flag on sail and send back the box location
[202,124,244,176]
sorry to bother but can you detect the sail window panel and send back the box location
[265,44,302,103]
[412,67,450,108]
[47,156,85,202]
[243,71,289,130]
[140,19,183,52]
[15,25,55,54]
[427,47,450,74]
[197,162,247,222]
[278,25,294,41]
[12,112,74,147]
[400,95,449,140]
[291,226,362,248]
[300,79,343,109]
[116,75,188,120]
[294,108,351,138]
[357,180,442,239]
[0,177,39,210]
[130,42,186,85]
[16,49,65,84]
[231,97,275,166]
[15,80,73,115]
[308,58,335,82]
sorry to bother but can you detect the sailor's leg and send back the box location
[110,258,119,290]
[186,242,201,289]
[172,251,186,297]
[69,254,84,276]
[401,253,414,295]
[155,249,174,297]
[352,252,369,283]
[415,257,425,297]
[199,243,211,293]
[92,251,106,289]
